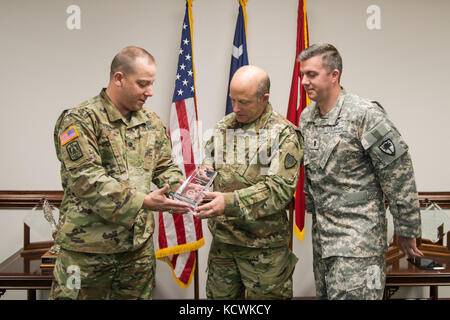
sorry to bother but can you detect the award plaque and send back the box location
[170,167,217,210]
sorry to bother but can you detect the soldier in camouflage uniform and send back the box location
[195,65,303,299]
[298,44,422,300]
[49,47,190,300]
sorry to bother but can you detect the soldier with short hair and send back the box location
[195,65,304,299]
[50,46,190,300]
[298,43,423,300]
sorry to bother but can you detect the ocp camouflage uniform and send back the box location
[49,89,183,299]
[203,103,303,299]
[299,90,421,300]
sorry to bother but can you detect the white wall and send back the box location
[1,0,449,299]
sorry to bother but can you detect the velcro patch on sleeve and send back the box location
[284,153,298,170]
[66,140,84,161]
[60,126,79,146]
[361,122,390,150]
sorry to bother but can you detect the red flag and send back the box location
[286,0,309,242]
[156,0,204,288]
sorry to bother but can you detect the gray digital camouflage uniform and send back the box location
[49,89,183,299]
[299,90,421,300]
[203,103,304,299]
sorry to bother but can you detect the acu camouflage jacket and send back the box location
[300,90,421,258]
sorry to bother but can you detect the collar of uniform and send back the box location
[312,89,346,126]
[100,89,146,128]
[301,102,317,123]
[240,102,273,132]
[127,110,147,129]
[100,89,124,123]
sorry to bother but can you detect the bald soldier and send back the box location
[195,65,304,299]
[50,46,190,300]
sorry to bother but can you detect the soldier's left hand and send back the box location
[193,191,225,219]
[397,236,424,257]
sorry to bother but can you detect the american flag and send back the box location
[59,126,79,145]
[155,0,204,288]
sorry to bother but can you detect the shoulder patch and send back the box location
[66,140,84,161]
[284,153,297,169]
[378,139,395,156]
[60,126,79,146]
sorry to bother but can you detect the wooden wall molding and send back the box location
[0,191,63,209]
[0,190,449,210]
[417,192,450,209]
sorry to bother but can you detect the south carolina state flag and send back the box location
[225,0,249,115]
[156,0,204,288]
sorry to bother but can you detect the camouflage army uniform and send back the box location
[299,90,421,300]
[203,103,303,299]
[49,89,183,299]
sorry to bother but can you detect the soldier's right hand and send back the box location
[142,184,191,213]
[193,191,225,219]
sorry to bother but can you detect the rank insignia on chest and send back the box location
[310,138,319,150]
[378,139,395,156]
[66,140,84,161]
[60,126,79,146]
[145,121,154,130]
[284,153,297,169]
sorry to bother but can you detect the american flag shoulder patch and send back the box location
[60,126,79,146]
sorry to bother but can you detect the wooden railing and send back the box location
[1,190,449,209]
[0,191,63,209]
[417,192,450,209]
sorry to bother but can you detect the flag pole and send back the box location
[189,0,200,301]
[194,250,199,299]
[288,200,294,250]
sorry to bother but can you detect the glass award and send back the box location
[170,167,217,210]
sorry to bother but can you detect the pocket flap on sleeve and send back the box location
[361,122,391,150]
